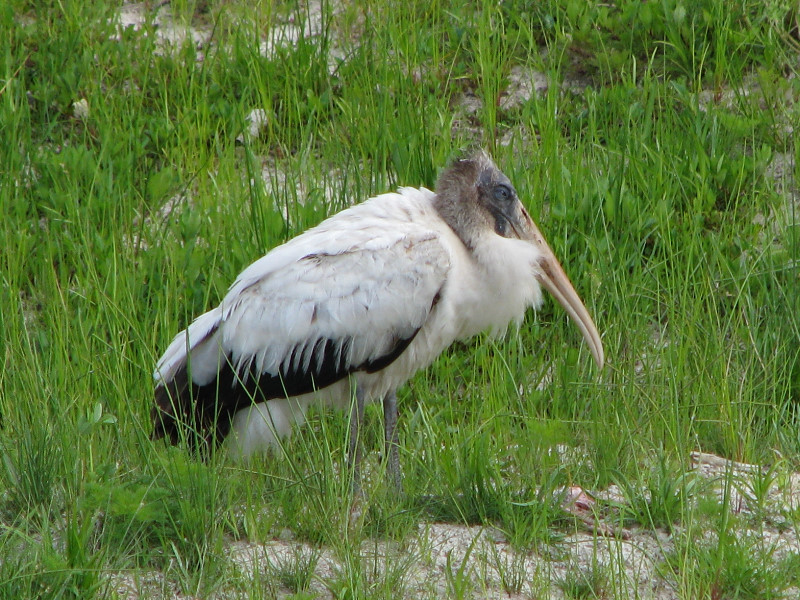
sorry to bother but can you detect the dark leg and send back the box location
[383,390,402,492]
[348,382,366,494]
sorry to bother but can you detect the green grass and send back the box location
[2,0,800,598]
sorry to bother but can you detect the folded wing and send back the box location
[153,212,449,448]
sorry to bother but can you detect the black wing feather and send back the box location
[152,329,420,452]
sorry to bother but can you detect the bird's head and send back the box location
[434,152,605,368]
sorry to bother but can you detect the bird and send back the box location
[152,151,604,491]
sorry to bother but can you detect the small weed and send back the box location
[269,545,320,594]
[81,450,233,584]
[501,477,570,553]
[444,535,478,600]
[0,512,106,600]
[418,430,509,526]
[361,539,414,600]
[362,488,421,541]
[615,454,701,532]
[323,541,410,600]
[738,460,782,520]
[482,543,527,596]
[558,563,608,600]
[0,425,61,521]
[665,529,788,600]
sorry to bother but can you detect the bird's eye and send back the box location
[493,184,512,202]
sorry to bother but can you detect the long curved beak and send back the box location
[520,214,605,368]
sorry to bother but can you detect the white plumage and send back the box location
[153,153,603,486]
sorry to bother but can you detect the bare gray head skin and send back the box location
[433,151,605,368]
[433,151,533,250]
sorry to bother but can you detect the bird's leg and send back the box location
[382,390,402,492]
[348,382,366,495]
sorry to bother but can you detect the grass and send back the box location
[2,0,800,597]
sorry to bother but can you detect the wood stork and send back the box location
[152,152,604,490]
